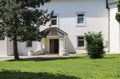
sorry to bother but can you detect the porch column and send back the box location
[59,36,68,56]
[64,36,68,52]
[41,38,45,50]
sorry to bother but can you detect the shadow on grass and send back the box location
[8,56,87,62]
[103,56,116,59]
[102,54,119,59]
[0,70,80,79]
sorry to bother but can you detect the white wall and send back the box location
[18,41,38,56]
[0,37,8,57]
[109,3,120,53]
[0,38,39,56]
[40,0,109,53]
[7,38,13,56]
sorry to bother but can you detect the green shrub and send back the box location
[85,32,105,59]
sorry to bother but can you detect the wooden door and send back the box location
[50,39,59,53]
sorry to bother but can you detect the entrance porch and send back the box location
[40,27,68,55]
[28,27,68,56]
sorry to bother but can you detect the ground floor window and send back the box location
[77,36,85,47]
[26,41,32,47]
[0,37,4,40]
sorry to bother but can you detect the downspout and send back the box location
[106,0,110,52]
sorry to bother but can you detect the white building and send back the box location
[108,0,120,53]
[0,0,119,57]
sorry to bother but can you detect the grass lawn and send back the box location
[0,54,120,79]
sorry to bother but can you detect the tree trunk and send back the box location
[13,36,19,60]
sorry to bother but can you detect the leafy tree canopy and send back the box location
[0,0,53,41]
[0,0,53,60]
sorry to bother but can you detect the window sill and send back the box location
[76,24,86,27]
[76,47,86,50]
[26,47,32,48]
[50,25,59,27]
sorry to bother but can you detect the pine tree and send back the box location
[0,0,53,60]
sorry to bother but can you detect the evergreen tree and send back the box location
[116,0,120,22]
[0,0,53,60]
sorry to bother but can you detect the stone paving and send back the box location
[0,54,86,61]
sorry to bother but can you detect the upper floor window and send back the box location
[77,36,85,47]
[26,40,32,47]
[51,15,57,25]
[76,12,86,25]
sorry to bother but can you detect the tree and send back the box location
[0,0,53,60]
[116,0,120,22]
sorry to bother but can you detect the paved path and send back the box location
[0,56,14,61]
[0,54,86,61]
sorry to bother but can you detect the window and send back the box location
[76,13,85,25]
[51,15,57,25]
[0,36,4,40]
[26,41,32,47]
[77,36,85,47]
[0,33,5,40]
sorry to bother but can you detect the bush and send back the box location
[85,32,105,59]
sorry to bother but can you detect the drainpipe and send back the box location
[106,0,110,52]
[107,8,110,52]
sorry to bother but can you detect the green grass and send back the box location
[0,54,120,79]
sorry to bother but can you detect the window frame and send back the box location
[76,12,86,26]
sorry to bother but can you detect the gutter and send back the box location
[109,2,118,5]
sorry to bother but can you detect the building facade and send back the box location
[0,0,119,57]
[108,0,120,53]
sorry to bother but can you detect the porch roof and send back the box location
[41,27,67,36]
